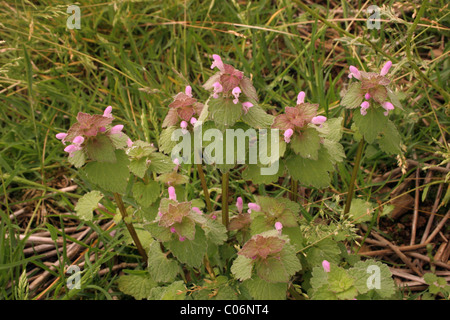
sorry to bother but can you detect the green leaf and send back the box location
[147,152,175,174]
[305,237,341,266]
[201,218,227,245]
[255,243,301,283]
[341,82,364,109]
[231,255,253,281]
[158,126,179,154]
[285,147,334,188]
[290,127,321,160]
[349,260,396,298]
[241,104,274,128]
[166,226,207,268]
[147,242,180,283]
[85,134,116,163]
[327,267,358,300]
[377,120,402,155]
[122,224,154,252]
[84,150,130,194]
[132,180,160,208]
[323,139,346,165]
[242,162,283,185]
[148,281,186,300]
[348,198,375,223]
[129,158,147,179]
[387,88,404,110]
[117,274,157,300]
[109,132,130,149]
[353,106,388,144]
[208,97,243,129]
[68,149,86,168]
[242,277,287,300]
[74,190,103,221]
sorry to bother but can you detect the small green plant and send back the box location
[55,54,402,300]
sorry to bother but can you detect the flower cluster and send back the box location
[56,106,132,158]
[203,54,258,114]
[272,91,327,143]
[348,61,395,116]
[162,86,204,131]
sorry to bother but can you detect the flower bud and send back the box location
[103,106,113,118]
[349,66,361,80]
[168,186,177,201]
[236,197,243,214]
[322,260,331,273]
[248,203,261,212]
[110,124,124,135]
[380,61,392,76]
[284,128,294,143]
[296,91,306,105]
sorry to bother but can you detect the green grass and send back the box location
[0,0,448,299]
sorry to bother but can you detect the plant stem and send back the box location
[221,171,230,228]
[196,164,212,212]
[291,179,298,202]
[113,192,148,263]
[344,138,365,215]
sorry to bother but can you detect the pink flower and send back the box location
[236,197,243,214]
[173,158,180,171]
[192,207,202,215]
[297,91,306,105]
[212,81,223,99]
[360,101,370,116]
[211,214,217,220]
[56,132,68,141]
[126,138,133,148]
[73,135,84,145]
[190,117,197,125]
[99,127,106,132]
[103,106,113,118]
[348,66,361,80]
[110,124,123,135]
[170,227,176,233]
[168,186,177,201]
[180,121,188,129]
[311,116,327,127]
[158,211,163,217]
[179,236,186,242]
[210,54,225,72]
[232,86,241,104]
[185,85,193,98]
[382,101,394,116]
[64,144,81,155]
[248,203,261,212]
[380,61,392,76]
[322,260,331,273]
[242,102,253,114]
[275,221,283,234]
[364,93,371,100]
[284,128,294,143]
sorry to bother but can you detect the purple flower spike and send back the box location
[296,91,306,105]
[103,106,113,118]
[311,116,327,127]
[348,66,361,80]
[211,54,225,72]
[168,186,177,201]
[380,61,392,76]
[236,197,243,214]
[232,86,241,104]
[185,85,193,98]
[284,128,294,143]
[248,203,261,212]
[322,260,331,273]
